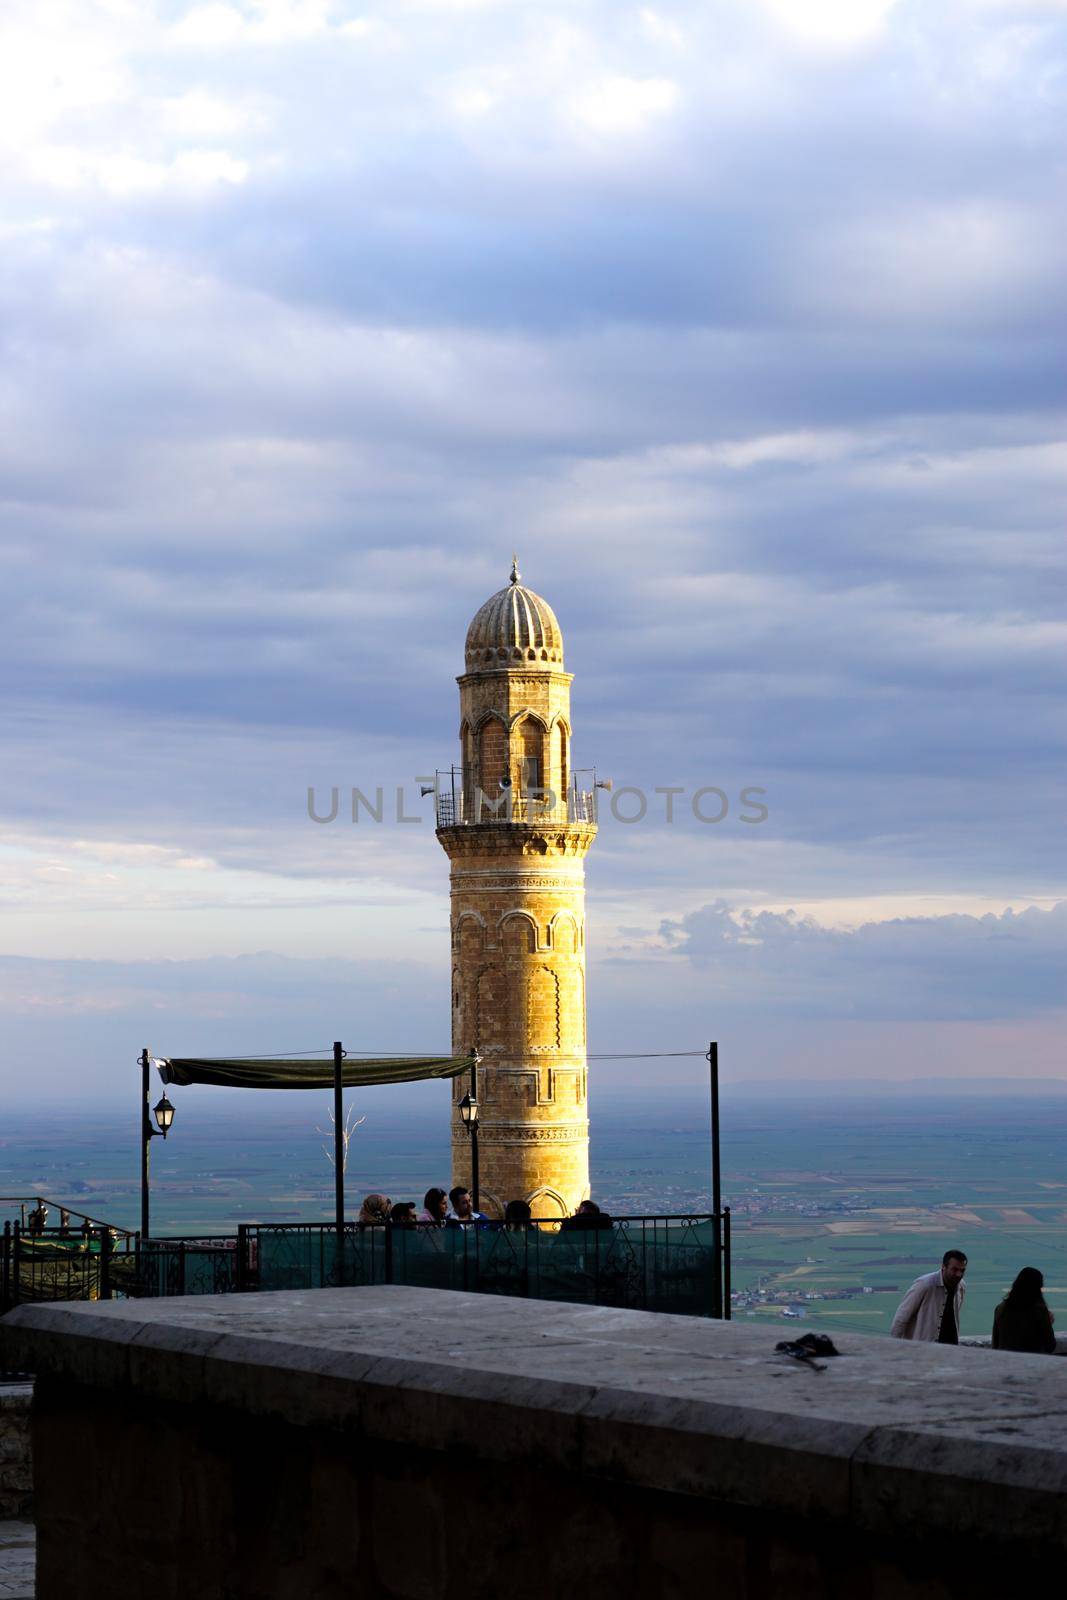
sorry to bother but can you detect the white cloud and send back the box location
[28,144,249,194]
[169,0,342,46]
[648,430,871,473]
[244,0,339,41]
[660,899,1067,1020]
[962,0,1067,10]
[569,75,679,134]
[0,4,133,149]
[758,0,899,47]
[639,9,685,47]
[813,202,1056,324]
[156,88,263,137]
[168,4,247,46]
[451,86,496,116]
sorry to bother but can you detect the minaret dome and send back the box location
[464,558,565,672]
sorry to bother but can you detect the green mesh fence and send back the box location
[251,1219,719,1317]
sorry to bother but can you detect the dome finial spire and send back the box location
[510,553,521,586]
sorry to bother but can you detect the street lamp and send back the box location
[140,1049,176,1241]
[459,1062,480,1212]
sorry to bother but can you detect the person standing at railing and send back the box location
[447,1186,486,1225]
[890,1250,968,1342]
[992,1268,1056,1353]
[422,1187,449,1225]
[562,1200,613,1231]
[358,1194,391,1228]
[388,1202,418,1228]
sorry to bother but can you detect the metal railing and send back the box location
[432,768,598,828]
[136,1236,242,1299]
[1,1221,138,1313]
[3,1214,731,1322]
[240,1213,728,1318]
[0,1195,136,1240]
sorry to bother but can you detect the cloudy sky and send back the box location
[2,0,1065,1102]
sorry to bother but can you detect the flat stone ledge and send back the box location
[0,1519,35,1600]
[4,1287,1067,1549]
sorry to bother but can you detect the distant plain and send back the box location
[3,1088,1064,1339]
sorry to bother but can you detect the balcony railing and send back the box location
[2,1215,731,1322]
[431,768,597,827]
[243,1216,725,1318]
[1,1221,137,1312]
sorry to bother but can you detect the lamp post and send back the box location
[140,1047,175,1241]
[708,1040,722,1320]
[333,1040,345,1239]
[458,1058,480,1213]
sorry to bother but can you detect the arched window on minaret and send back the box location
[459,721,474,814]
[478,716,507,799]
[556,721,569,806]
[515,717,545,796]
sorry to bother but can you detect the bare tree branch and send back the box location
[315,1104,366,1176]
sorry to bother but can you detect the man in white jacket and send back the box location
[890,1250,968,1342]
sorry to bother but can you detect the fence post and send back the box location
[592,1220,601,1306]
[333,1040,345,1239]
[708,1042,723,1319]
[100,1228,113,1301]
[384,1222,394,1286]
[237,1225,248,1292]
[11,1224,21,1309]
[177,1241,186,1297]
[1,1221,9,1314]
[722,1206,731,1320]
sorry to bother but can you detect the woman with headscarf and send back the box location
[357,1193,391,1228]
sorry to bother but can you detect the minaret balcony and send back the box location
[429,767,599,828]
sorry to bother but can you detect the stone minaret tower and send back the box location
[436,561,597,1219]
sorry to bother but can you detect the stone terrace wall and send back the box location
[3,1287,1067,1600]
[0,1385,32,1518]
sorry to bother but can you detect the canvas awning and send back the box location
[156,1053,477,1090]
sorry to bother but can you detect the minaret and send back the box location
[436,561,597,1218]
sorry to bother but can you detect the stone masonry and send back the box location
[6,1289,1067,1599]
[0,1386,32,1519]
[438,564,596,1218]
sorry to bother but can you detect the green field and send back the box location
[588,1092,1067,1337]
[729,1215,1067,1336]
[3,1092,1066,1340]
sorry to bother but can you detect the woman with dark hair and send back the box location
[992,1267,1056,1353]
[422,1187,449,1225]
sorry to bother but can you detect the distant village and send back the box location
[731,1277,901,1317]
